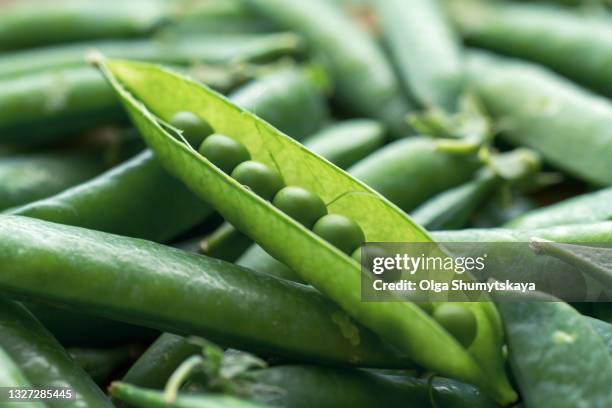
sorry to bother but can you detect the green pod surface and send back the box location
[448,0,612,97]
[466,51,612,186]
[0,215,410,368]
[111,383,264,408]
[505,187,612,230]
[0,66,121,147]
[0,299,112,407]
[0,149,110,212]
[247,365,497,408]
[496,301,612,407]
[378,0,464,111]
[69,345,138,386]
[587,316,612,353]
[411,173,499,231]
[8,66,327,242]
[0,347,46,408]
[0,0,171,50]
[0,33,303,78]
[348,137,481,212]
[244,0,412,137]
[412,148,540,230]
[121,334,200,390]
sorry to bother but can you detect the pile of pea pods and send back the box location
[1,0,612,407]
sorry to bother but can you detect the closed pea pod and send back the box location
[0,214,410,368]
[243,0,413,137]
[0,347,46,408]
[0,33,303,79]
[0,299,113,408]
[377,0,465,111]
[466,50,612,186]
[447,0,612,97]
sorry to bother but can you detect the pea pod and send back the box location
[0,347,47,408]
[411,148,541,230]
[447,0,612,97]
[122,334,200,390]
[377,0,464,111]
[8,66,327,243]
[111,382,264,408]
[243,0,412,137]
[466,50,612,186]
[0,214,410,367]
[0,0,173,50]
[496,300,612,407]
[246,365,497,408]
[0,299,112,407]
[505,187,612,230]
[0,131,140,212]
[202,119,386,261]
[0,33,303,78]
[98,59,515,403]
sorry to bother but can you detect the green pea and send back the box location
[351,247,362,262]
[313,214,365,255]
[170,111,213,147]
[432,304,477,348]
[198,134,250,174]
[272,186,327,228]
[231,161,284,200]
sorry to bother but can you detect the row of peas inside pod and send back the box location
[171,111,478,351]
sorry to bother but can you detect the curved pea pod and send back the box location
[0,347,47,408]
[411,148,541,230]
[98,59,515,404]
[495,300,612,407]
[201,119,385,261]
[0,299,112,407]
[0,0,173,51]
[122,334,200,390]
[111,382,264,408]
[349,137,482,212]
[0,149,110,212]
[8,66,326,243]
[0,66,121,147]
[0,33,303,79]
[466,50,612,186]
[0,214,410,368]
[505,187,612,230]
[377,0,464,111]
[247,365,497,408]
[243,0,412,138]
[447,0,612,97]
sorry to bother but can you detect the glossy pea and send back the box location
[198,133,250,174]
[170,111,213,147]
[313,214,365,255]
[273,186,327,228]
[433,304,477,348]
[231,160,284,200]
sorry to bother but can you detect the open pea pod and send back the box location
[97,59,516,404]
